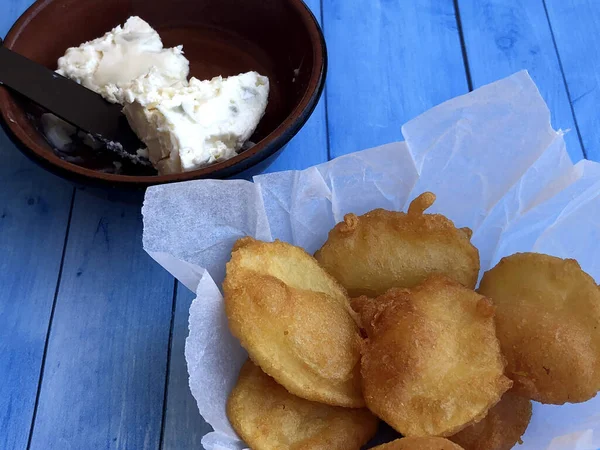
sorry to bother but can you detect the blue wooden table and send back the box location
[1,1,598,449]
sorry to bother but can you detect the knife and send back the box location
[0,37,146,157]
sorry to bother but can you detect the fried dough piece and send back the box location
[449,390,532,450]
[224,237,364,407]
[227,361,378,450]
[355,276,511,437]
[314,192,480,297]
[371,437,464,450]
[479,252,600,404]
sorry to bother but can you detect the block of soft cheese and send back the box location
[123,72,269,174]
[54,16,270,175]
[57,16,189,104]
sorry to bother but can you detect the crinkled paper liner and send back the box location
[143,71,600,450]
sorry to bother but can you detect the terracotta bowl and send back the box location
[0,0,326,188]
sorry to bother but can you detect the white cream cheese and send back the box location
[55,16,269,175]
[123,72,269,174]
[57,16,189,104]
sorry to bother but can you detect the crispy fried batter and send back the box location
[356,276,511,437]
[314,192,479,297]
[449,390,532,450]
[371,437,464,449]
[223,237,364,407]
[479,252,600,404]
[227,360,378,450]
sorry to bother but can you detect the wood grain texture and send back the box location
[1,3,75,449]
[0,132,73,450]
[1,0,598,448]
[457,0,584,162]
[27,189,175,450]
[322,0,469,158]
[544,0,599,161]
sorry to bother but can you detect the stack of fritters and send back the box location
[221,192,600,450]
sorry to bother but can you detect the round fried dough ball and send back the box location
[224,237,364,408]
[354,276,511,437]
[227,361,378,450]
[479,252,600,404]
[371,437,464,449]
[314,192,480,297]
[449,390,532,450]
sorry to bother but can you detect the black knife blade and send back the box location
[0,38,144,153]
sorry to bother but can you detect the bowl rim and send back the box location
[0,0,327,187]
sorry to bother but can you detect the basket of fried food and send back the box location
[221,191,600,450]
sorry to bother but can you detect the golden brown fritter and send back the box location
[449,390,532,450]
[479,252,600,404]
[227,361,378,450]
[371,437,464,450]
[314,192,480,297]
[355,276,511,437]
[223,237,364,408]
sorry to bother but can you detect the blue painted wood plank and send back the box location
[160,1,327,447]
[0,0,31,37]
[456,0,585,162]
[27,189,175,450]
[1,2,74,448]
[323,0,469,159]
[544,0,600,162]
[0,132,73,450]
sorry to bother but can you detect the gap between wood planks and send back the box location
[25,188,76,450]
[319,0,333,162]
[454,0,586,160]
[159,280,179,449]
[541,0,587,159]
[453,0,474,92]
[21,0,593,447]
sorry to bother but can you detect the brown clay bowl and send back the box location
[0,0,326,188]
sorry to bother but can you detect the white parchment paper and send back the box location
[142,71,600,450]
